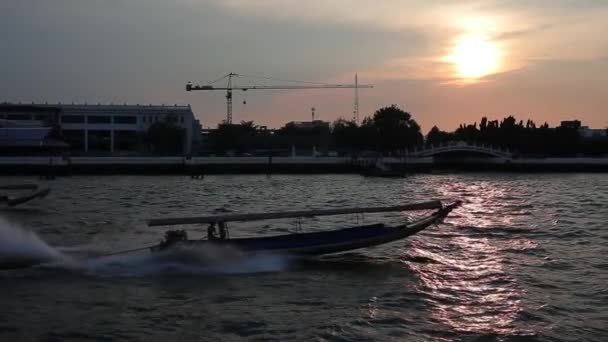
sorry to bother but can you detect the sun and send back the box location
[448,35,500,79]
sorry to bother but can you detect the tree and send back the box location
[426,126,452,146]
[454,123,479,142]
[480,117,488,131]
[210,121,258,154]
[144,114,185,155]
[331,117,360,150]
[369,105,422,153]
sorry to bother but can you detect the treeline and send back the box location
[427,116,608,156]
[205,108,608,156]
[208,105,423,155]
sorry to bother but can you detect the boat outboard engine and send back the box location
[158,229,188,250]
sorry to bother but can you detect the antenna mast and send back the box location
[353,73,360,123]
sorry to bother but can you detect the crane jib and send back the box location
[185,73,373,123]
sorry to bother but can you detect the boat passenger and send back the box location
[207,223,218,240]
[218,222,227,240]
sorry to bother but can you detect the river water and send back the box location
[0,174,606,341]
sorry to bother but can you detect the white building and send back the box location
[0,102,202,154]
[579,127,607,139]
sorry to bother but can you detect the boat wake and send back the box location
[0,217,67,269]
[0,220,291,276]
[74,245,292,277]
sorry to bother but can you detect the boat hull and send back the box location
[1,184,50,207]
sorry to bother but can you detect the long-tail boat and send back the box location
[0,184,50,207]
[145,200,461,256]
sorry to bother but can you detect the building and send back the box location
[0,118,69,156]
[0,105,68,155]
[559,120,582,129]
[281,120,330,155]
[0,103,61,127]
[0,102,202,155]
[285,120,330,130]
[578,127,608,139]
[559,119,607,140]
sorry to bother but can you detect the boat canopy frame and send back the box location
[147,200,444,227]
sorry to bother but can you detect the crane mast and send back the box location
[186,73,372,124]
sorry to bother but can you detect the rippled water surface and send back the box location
[0,174,607,341]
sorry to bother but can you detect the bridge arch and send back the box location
[408,142,512,158]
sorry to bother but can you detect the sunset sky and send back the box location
[2,0,607,132]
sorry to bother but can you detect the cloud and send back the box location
[214,0,448,31]
[0,0,606,129]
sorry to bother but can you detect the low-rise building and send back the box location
[559,120,582,130]
[579,127,607,139]
[559,119,607,140]
[0,118,69,155]
[0,102,202,155]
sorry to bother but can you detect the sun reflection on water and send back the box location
[403,177,539,336]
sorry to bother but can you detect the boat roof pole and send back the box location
[147,200,443,227]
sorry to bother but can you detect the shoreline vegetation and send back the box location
[203,105,608,158]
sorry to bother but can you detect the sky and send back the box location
[1,0,607,132]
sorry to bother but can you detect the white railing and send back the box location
[408,141,512,158]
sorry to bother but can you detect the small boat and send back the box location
[146,200,461,256]
[360,160,406,178]
[361,168,406,178]
[0,184,50,207]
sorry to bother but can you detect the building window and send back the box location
[34,115,48,121]
[114,130,138,151]
[61,115,85,123]
[62,130,86,152]
[88,116,111,124]
[114,116,137,124]
[88,130,111,152]
[180,116,184,124]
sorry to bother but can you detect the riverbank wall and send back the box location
[2,156,608,175]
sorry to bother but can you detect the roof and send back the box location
[1,102,194,116]
[0,104,61,113]
[0,138,69,148]
[0,127,51,140]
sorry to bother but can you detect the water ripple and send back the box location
[0,174,606,341]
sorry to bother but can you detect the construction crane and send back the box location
[186,73,372,124]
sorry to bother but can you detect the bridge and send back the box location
[407,141,513,158]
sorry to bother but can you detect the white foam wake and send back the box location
[0,217,291,275]
[79,245,292,277]
[0,217,65,269]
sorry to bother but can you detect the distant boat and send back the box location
[145,200,461,256]
[0,184,50,207]
[361,167,406,178]
[361,160,406,177]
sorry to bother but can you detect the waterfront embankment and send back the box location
[2,156,608,174]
